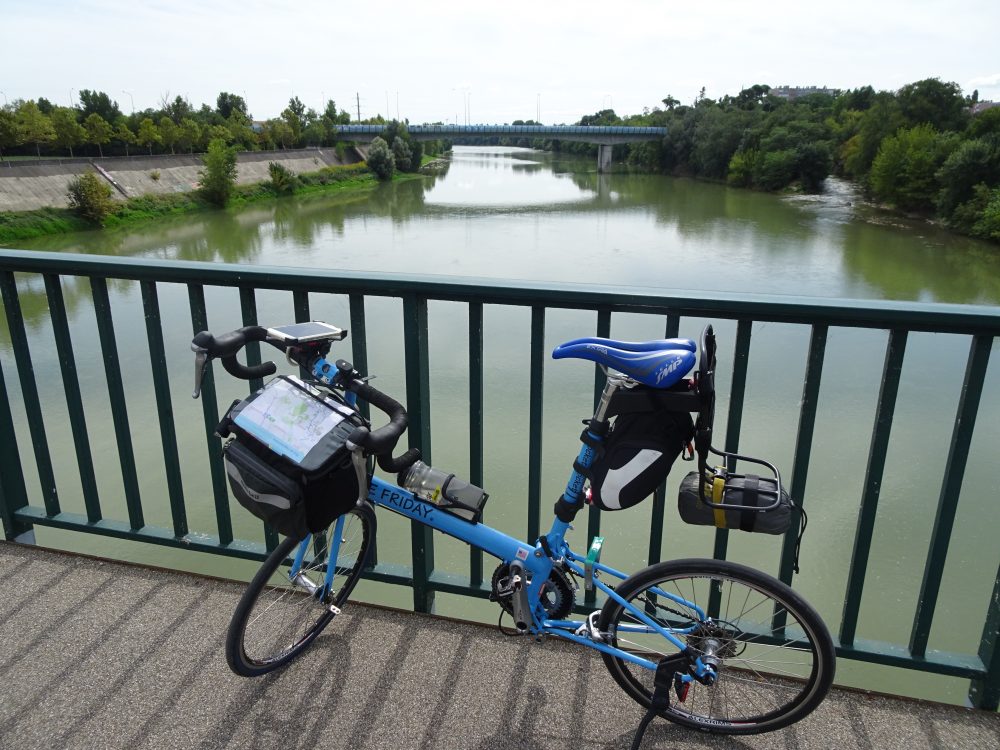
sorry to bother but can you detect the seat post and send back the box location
[592,374,628,426]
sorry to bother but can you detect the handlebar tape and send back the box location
[194,326,277,381]
[345,380,415,466]
[221,356,277,380]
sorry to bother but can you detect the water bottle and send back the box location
[398,460,488,522]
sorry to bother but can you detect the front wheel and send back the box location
[226,503,376,677]
[597,558,835,734]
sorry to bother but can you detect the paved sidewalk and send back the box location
[0,542,997,750]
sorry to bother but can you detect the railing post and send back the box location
[585,308,611,607]
[648,314,681,567]
[403,294,435,613]
[469,301,485,587]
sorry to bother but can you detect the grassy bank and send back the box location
[0,162,422,245]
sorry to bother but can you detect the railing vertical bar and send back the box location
[469,301,485,586]
[44,274,101,523]
[238,286,265,394]
[778,324,827,586]
[348,292,375,565]
[0,357,30,539]
[189,284,233,546]
[238,285,275,550]
[348,294,371,422]
[0,271,59,515]
[910,334,992,658]
[527,306,546,544]
[91,277,144,529]
[403,294,435,613]
[840,329,908,646]
[647,313,682,566]
[712,319,753,564]
[585,308,611,606]
[140,280,188,538]
[293,291,311,380]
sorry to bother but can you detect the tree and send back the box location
[114,119,135,157]
[661,95,680,111]
[0,108,19,161]
[216,92,248,121]
[266,118,294,149]
[282,99,304,146]
[84,113,113,157]
[869,124,957,213]
[164,95,192,123]
[896,78,967,133]
[136,117,161,155]
[367,136,395,180]
[66,172,115,225]
[78,90,122,122]
[158,116,179,154]
[392,136,412,171]
[51,107,86,157]
[226,114,257,150]
[178,118,201,154]
[268,161,298,194]
[199,138,238,206]
[16,101,55,157]
[936,136,1000,227]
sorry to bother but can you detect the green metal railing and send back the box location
[0,248,998,710]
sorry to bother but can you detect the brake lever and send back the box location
[192,345,209,399]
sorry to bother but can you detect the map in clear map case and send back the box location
[234,379,345,463]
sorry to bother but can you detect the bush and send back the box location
[149,170,161,181]
[268,161,299,194]
[754,149,797,191]
[392,136,412,172]
[367,136,395,181]
[200,138,238,206]
[66,172,115,225]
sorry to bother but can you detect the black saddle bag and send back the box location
[217,376,365,540]
[587,409,694,511]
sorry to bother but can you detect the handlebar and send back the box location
[192,326,419,472]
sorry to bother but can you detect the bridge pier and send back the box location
[597,144,613,173]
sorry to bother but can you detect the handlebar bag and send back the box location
[216,375,364,539]
[586,409,694,511]
[677,470,792,534]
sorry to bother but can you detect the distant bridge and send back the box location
[334,124,667,171]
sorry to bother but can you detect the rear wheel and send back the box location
[226,503,376,676]
[597,558,835,734]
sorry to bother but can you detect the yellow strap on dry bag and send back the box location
[712,475,727,528]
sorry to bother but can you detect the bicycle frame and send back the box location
[285,369,715,682]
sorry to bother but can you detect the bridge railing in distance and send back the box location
[0,248,997,711]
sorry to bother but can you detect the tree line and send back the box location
[0,90,358,160]
[489,80,1000,243]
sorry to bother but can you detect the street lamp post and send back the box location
[0,91,8,107]
[70,88,76,108]
[122,90,134,115]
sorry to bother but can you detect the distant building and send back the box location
[770,85,837,100]
[971,101,999,115]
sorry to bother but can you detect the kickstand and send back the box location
[630,655,682,750]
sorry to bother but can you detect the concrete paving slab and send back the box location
[0,542,996,750]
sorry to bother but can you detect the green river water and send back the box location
[3,146,999,703]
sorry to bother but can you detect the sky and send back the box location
[2,0,998,124]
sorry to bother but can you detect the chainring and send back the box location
[491,563,575,621]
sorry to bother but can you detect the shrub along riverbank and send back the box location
[0,161,423,245]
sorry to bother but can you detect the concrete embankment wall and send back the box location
[0,148,362,212]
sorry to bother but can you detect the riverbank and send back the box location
[0,162,434,245]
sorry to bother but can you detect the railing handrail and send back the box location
[1,249,998,334]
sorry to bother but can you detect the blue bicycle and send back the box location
[191,322,835,739]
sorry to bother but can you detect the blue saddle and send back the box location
[552,337,697,389]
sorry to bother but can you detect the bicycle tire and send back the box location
[226,503,376,677]
[597,558,835,734]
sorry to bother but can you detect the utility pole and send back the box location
[356,92,361,123]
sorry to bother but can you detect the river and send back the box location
[3,146,999,703]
